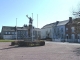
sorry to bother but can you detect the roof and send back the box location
[2,26,28,31]
[17,27,27,30]
[33,28,41,31]
[41,20,69,29]
[2,26,15,31]
[57,20,69,26]
[41,23,55,29]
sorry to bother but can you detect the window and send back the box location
[15,32,17,34]
[61,28,63,32]
[12,32,14,34]
[18,31,20,34]
[71,34,75,39]
[21,31,23,34]
[71,27,75,32]
[25,31,27,35]
[78,34,80,39]
[8,32,10,34]
[5,32,7,34]
[66,36,68,39]
[66,34,68,39]
[62,34,63,39]
[66,28,68,30]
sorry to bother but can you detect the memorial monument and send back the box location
[11,14,45,47]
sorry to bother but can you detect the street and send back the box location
[0,41,80,60]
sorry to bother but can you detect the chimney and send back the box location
[69,17,72,23]
[56,21,59,25]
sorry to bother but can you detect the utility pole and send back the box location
[32,13,33,41]
[16,18,17,40]
[37,14,38,40]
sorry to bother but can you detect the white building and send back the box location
[41,23,55,40]
[1,26,28,40]
[40,20,69,41]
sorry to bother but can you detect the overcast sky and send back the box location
[0,0,80,32]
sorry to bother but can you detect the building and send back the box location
[1,25,41,40]
[52,20,69,42]
[1,26,28,40]
[41,23,55,40]
[40,17,80,43]
[40,20,69,41]
[16,27,28,40]
[0,32,1,39]
[33,28,41,39]
[65,17,80,43]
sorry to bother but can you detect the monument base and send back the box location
[23,37,34,42]
[11,40,45,47]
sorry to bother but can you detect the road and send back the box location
[0,41,80,60]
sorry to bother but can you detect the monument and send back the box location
[23,15,34,42]
[26,15,33,38]
[11,14,45,47]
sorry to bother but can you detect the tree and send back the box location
[72,4,80,18]
[23,24,27,27]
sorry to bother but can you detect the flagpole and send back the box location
[16,18,17,40]
[32,13,33,41]
[37,14,38,40]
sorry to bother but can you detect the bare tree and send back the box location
[73,4,80,18]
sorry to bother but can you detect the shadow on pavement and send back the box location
[0,46,19,50]
[0,44,44,50]
[73,47,80,56]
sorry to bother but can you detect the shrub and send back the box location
[18,41,26,47]
[11,41,15,46]
[11,40,45,47]
[40,41,45,46]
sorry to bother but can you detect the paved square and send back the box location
[0,42,80,60]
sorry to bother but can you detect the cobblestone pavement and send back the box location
[0,42,80,60]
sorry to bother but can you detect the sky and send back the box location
[0,0,80,32]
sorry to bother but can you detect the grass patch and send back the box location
[0,40,15,42]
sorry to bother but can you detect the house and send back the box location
[40,17,72,42]
[40,17,80,43]
[1,26,16,40]
[41,23,55,40]
[65,17,80,43]
[40,20,69,41]
[52,20,69,42]
[1,26,28,40]
[52,17,80,43]
[1,24,41,40]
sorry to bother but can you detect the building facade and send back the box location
[1,26,28,40]
[41,23,55,40]
[1,25,41,40]
[65,17,80,43]
[33,28,41,39]
[52,20,69,42]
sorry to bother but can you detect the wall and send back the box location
[3,35,13,40]
[52,25,65,42]
[41,27,52,39]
